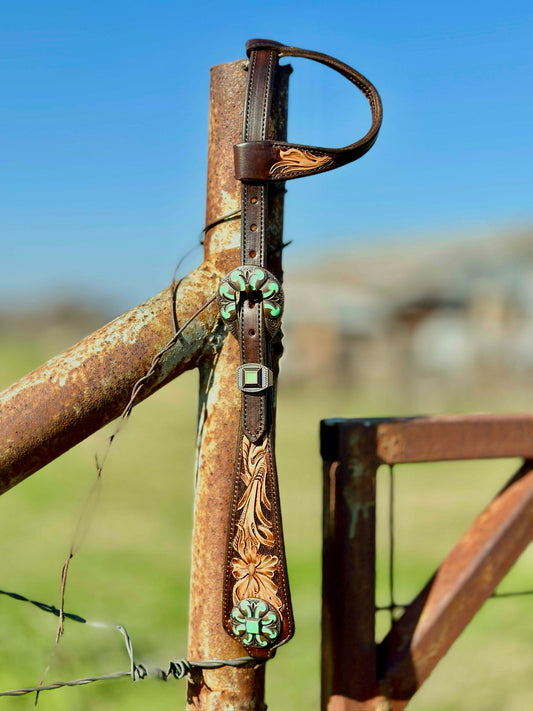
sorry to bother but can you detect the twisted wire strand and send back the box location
[52,212,241,647]
[0,672,132,697]
[376,461,532,620]
[2,215,238,698]
[0,658,262,697]
[53,291,217,646]
[0,589,86,624]
[491,589,533,599]
[375,589,533,613]
[0,588,262,697]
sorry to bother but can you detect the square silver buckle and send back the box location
[237,364,273,393]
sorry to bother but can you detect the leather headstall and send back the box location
[217,39,382,658]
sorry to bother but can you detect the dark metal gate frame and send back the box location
[321,414,533,711]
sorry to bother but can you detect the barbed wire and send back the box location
[51,210,242,646]
[0,589,86,623]
[0,587,262,698]
[0,658,263,698]
[53,290,217,646]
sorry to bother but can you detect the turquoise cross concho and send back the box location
[217,266,283,338]
[230,598,281,648]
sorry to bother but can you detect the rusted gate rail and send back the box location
[321,414,533,711]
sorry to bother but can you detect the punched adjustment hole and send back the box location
[249,329,256,337]
[249,250,257,258]
[250,197,258,204]
[250,224,258,232]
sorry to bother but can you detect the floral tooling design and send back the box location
[234,436,274,553]
[231,545,280,609]
[230,436,282,611]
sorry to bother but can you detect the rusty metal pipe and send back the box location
[0,266,220,494]
[186,58,290,711]
[320,417,533,710]
[375,413,533,464]
[0,59,290,502]
[322,415,533,468]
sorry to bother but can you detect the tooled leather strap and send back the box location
[219,40,382,658]
[219,43,292,659]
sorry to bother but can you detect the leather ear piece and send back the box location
[235,41,383,182]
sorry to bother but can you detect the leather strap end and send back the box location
[223,431,295,656]
[235,141,336,182]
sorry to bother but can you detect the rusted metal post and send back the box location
[186,58,290,710]
[320,420,385,711]
[378,461,533,709]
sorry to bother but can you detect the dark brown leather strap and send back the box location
[235,39,383,182]
[239,47,277,442]
[240,47,276,265]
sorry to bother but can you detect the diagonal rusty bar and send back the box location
[0,53,267,497]
[378,461,533,709]
[0,269,221,495]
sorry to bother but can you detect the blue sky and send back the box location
[1,1,532,309]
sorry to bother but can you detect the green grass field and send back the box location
[0,333,531,710]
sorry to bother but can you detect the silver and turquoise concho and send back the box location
[230,597,281,647]
[217,266,283,338]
